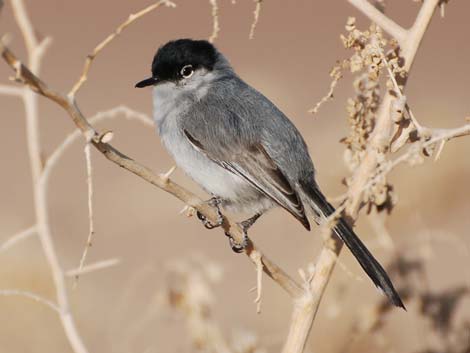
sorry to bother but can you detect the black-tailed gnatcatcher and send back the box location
[136,39,405,309]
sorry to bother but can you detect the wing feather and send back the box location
[184,129,310,229]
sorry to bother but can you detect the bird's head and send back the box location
[135,39,228,90]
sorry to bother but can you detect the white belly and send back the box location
[152,84,274,214]
[162,127,251,199]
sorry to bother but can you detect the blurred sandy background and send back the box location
[0,1,469,352]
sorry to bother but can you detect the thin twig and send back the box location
[347,0,407,44]
[208,0,220,43]
[0,226,36,253]
[42,106,153,186]
[66,258,121,277]
[42,106,153,190]
[69,0,176,97]
[379,47,427,135]
[249,0,263,40]
[75,142,95,285]
[10,0,38,54]
[39,106,153,287]
[309,62,343,114]
[0,84,24,96]
[0,289,61,313]
[251,250,263,313]
[363,123,470,193]
[8,1,89,352]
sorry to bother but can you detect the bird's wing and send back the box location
[183,129,310,230]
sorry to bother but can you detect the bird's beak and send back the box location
[135,76,159,88]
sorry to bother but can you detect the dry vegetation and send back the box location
[0,0,469,353]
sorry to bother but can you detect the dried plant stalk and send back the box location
[7,1,89,352]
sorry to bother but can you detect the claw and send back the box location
[240,213,262,232]
[229,236,247,253]
[196,197,224,229]
[225,229,248,253]
[197,211,221,229]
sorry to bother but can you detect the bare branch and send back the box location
[249,0,263,40]
[364,123,470,192]
[0,289,61,313]
[7,2,89,352]
[75,142,95,285]
[348,0,407,44]
[69,0,176,97]
[251,250,263,313]
[208,0,220,43]
[42,107,153,286]
[0,226,36,253]
[289,6,444,339]
[42,106,153,186]
[0,84,24,96]
[66,258,121,277]
[10,0,38,55]
[281,205,348,353]
[346,0,440,218]
[309,62,343,114]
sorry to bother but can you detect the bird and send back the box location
[135,38,405,309]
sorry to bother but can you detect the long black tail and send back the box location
[302,181,405,309]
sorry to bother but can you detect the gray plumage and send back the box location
[136,39,405,309]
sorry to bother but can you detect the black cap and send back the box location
[135,39,217,88]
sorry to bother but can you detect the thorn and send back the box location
[306,262,316,283]
[248,286,257,293]
[13,60,22,81]
[251,250,263,314]
[163,0,177,8]
[160,165,176,183]
[298,268,307,283]
[99,130,114,143]
[434,140,446,161]
[179,205,195,217]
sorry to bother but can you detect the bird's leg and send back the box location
[196,196,224,229]
[240,212,262,232]
[225,213,262,253]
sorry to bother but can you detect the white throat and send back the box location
[152,68,215,127]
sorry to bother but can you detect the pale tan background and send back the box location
[0,1,469,352]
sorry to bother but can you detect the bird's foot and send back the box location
[224,213,261,253]
[225,229,248,253]
[240,213,262,232]
[196,196,224,230]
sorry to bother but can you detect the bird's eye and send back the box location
[180,65,194,78]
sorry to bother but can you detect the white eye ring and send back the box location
[180,65,194,78]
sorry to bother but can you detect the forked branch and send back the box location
[279,1,445,352]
